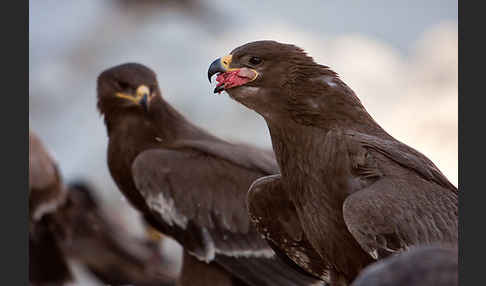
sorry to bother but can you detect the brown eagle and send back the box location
[29,131,176,286]
[351,245,458,286]
[207,40,458,285]
[97,63,323,286]
[52,181,177,286]
[29,131,72,286]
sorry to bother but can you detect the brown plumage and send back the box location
[29,130,72,286]
[207,40,458,285]
[97,62,324,286]
[351,245,458,286]
[29,131,66,224]
[29,131,176,286]
[177,252,249,286]
[53,181,177,286]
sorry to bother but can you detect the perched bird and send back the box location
[29,131,176,286]
[97,62,323,286]
[208,40,458,285]
[351,245,458,286]
[53,181,177,286]
[29,131,67,225]
[29,130,73,286]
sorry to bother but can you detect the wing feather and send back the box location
[342,130,457,259]
[248,174,330,282]
[345,130,457,191]
[343,177,458,260]
[132,147,322,285]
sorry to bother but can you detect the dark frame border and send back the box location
[5,0,29,284]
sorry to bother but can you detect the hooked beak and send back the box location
[207,54,258,94]
[208,54,233,83]
[115,84,151,111]
[136,85,151,112]
[139,93,148,112]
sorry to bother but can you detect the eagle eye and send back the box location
[117,81,130,90]
[249,56,262,65]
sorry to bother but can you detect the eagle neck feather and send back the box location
[267,121,349,206]
[284,63,384,136]
[106,98,187,206]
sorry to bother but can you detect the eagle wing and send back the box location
[132,145,323,286]
[52,185,176,285]
[344,130,457,192]
[343,131,458,259]
[248,174,330,282]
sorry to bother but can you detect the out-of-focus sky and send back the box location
[29,0,458,201]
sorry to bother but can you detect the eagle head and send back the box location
[97,63,160,117]
[207,40,331,119]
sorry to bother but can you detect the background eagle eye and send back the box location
[249,56,262,65]
[117,81,130,90]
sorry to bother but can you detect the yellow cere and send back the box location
[221,54,239,72]
[220,54,258,80]
[136,85,150,98]
[115,84,151,104]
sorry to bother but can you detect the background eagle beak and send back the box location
[208,58,226,83]
[139,94,149,112]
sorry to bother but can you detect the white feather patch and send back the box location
[32,191,67,221]
[216,248,275,259]
[311,75,338,87]
[200,227,216,262]
[368,248,379,260]
[188,227,216,263]
[144,192,188,229]
[190,227,275,261]
[33,198,62,221]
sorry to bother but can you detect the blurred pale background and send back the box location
[29,0,457,283]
